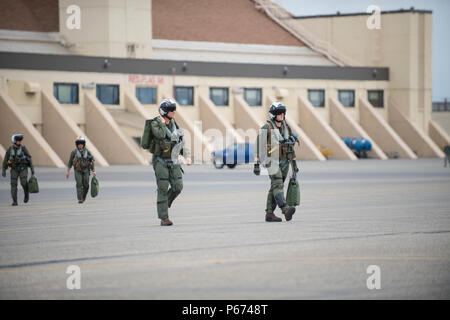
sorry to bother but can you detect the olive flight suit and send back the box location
[68,148,94,202]
[151,118,189,220]
[444,146,450,167]
[2,144,34,205]
[257,119,296,214]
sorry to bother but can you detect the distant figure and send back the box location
[66,137,96,203]
[444,145,450,167]
[2,133,34,206]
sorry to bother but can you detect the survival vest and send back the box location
[72,149,93,172]
[8,145,29,168]
[141,118,181,157]
[266,120,293,159]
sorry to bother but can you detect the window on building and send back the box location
[210,87,229,106]
[96,84,119,105]
[244,88,262,106]
[136,87,157,104]
[368,90,384,108]
[53,83,79,104]
[308,89,325,107]
[174,86,194,106]
[338,90,355,107]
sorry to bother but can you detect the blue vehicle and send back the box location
[211,142,255,169]
[341,137,372,158]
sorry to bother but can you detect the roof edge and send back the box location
[293,8,432,20]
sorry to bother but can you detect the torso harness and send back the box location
[8,146,29,169]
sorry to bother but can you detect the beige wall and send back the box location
[292,12,432,133]
[0,89,65,167]
[388,103,444,158]
[41,90,109,167]
[4,67,443,165]
[329,97,387,159]
[432,112,450,136]
[84,92,147,164]
[359,98,416,159]
[58,0,152,58]
[429,120,450,151]
[298,96,357,160]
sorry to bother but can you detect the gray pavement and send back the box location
[0,158,449,299]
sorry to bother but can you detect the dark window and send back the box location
[136,87,157,104]
[308,89,325,107]
[338,90,355,107]
[368,90,384,108]
[210,87,229,106]
[96,84,119,105]
[174,86,194,106]
[53,83,78,104]
[244,88,262,106]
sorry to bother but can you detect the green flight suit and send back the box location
[2,144,34,204]
[151,118,188,220]
[256,120,296,214]
[68,148,95,201]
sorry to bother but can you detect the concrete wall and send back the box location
[298,96,357,160]
[428,120,450,151]
[199,94,244,150]
[58,0,152,58]
[41,90,109,167]
[292,11,432,133]
[0,88,65,167]
[388,103,444,158]
[359,98,416,159]
[5,67,441,167]
[329,97,387,159]
[432,112,450,136]
[84,92,147,164]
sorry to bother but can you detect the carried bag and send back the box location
[28,175,39,193]
[141,117,158,152]
[286,160,300,207]
[90,176,99,198]
[286,177,300,206]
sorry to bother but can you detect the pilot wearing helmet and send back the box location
[2,133,34,206]
[66,136,96,203]
[150,98,191,226]
[254,102,297,222]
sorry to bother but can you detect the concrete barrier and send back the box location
[199,94,244,150]
[84,92,147,165]
[429,120,450,151]
[41,90,109,167]
[359,98,416,159]
[0,89,65,167]
[329,97,387,159]
[298,95,357,160]
[389,103,444,158]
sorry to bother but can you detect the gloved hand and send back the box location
[292,160,299,173]
[253,163,260,176]
[2,170,6,178]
